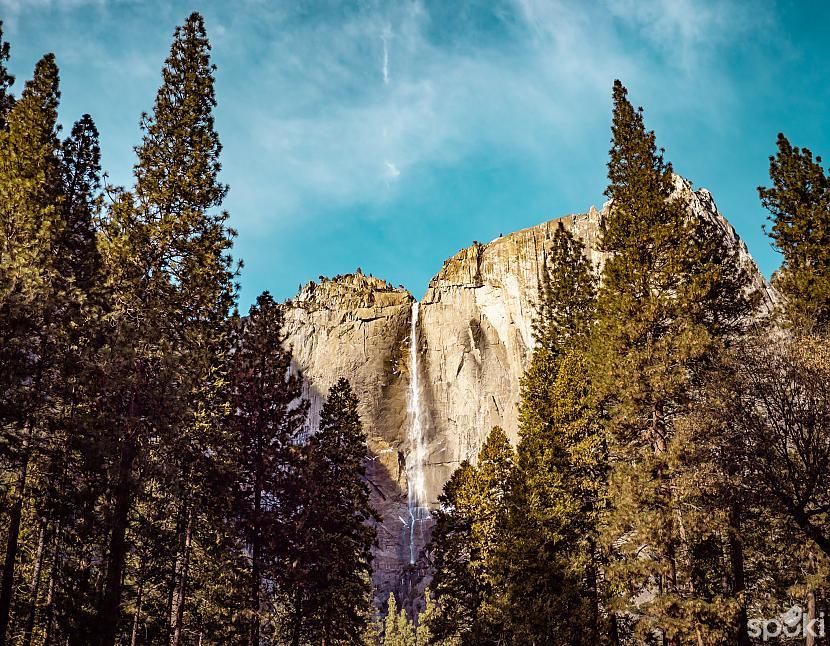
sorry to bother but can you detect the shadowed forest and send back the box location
[2,10,830,646]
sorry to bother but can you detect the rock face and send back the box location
[279,178,777,609]
[280,273,416,602]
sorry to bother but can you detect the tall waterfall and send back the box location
[405,301,429,565]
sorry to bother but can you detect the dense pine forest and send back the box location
[2,10,830,646]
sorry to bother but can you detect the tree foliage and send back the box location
[426,428,514,645]
[760,133,830,331]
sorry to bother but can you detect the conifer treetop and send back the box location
[135,11,226,217]
[534,221,596,358]
[759,132,830,330]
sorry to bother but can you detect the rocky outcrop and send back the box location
[279,179,777,608]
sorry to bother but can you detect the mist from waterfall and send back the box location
[406,301,429,565]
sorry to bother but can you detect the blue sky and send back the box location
[3,0,828,309]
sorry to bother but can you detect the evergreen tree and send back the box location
[283,378,379,645]
[0,48,107,642]
[532,222,596,358]
[759,133,830,332]
[383,594,416,646]
[427,428,514,645]
[26,112,106,646]
[0,52,63,428]
[228,291,308,646]
[94,13,237,644]
[57,115,102,292]
[498,222,606,643]
[0,53,66,645]
[425,462,479,644]
[591,80,755,644]
[414,590,436,646]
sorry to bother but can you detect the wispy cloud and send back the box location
[0,0,105,13]
[213,0,774,231]
[381,26,391,85]
[602,0,772,72]
[384,160,400,183]
[5,0,782,238]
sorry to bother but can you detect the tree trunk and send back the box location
[98,434,139,646]
[169,507,193,646]
[249,437,263,646]
[290,589,303,646]
[42,519,62,646]
[586,538,600,642]
[807,588,817,646]
[248,531,260,646]
[727,503,750,646]
[806,551,819,646]
[652,403,678,646]
[609,612,621,646]
[130,571,145,646]
[0,440,31,644]
[22,517,48,646]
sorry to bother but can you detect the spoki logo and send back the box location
[748,605,826,641]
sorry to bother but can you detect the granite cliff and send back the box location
[279,177,776,608]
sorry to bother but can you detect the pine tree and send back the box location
[759,133,830,332]
[591,80,755,644]
[57,114,102,292]
[94,13,237,644]
[0,53,63,428]
[427,428,514,645]
[532,222,596,358]
[497,222,607,643]
[383,594,416,646]
[425,462,479,644]
[0,21,14,129]
[25,113,106,646]
[0,47,108,642]
[283,378,379,645]
[0,53,66,645]
[414,590,435,645]
[228,291,308,646]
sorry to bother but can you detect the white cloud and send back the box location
[602,0,769,72]
[225,0,773,230]
[0,0,105,13]
[384,160,400,182]
[10,0,778,234]
[381,26,391,84]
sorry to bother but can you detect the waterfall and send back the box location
[406,301,429,565]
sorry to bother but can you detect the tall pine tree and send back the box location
[427,427,514,645]
[283,378,379,645]
[0,54,67,644]
[591,80,755,644]
[23,112,106,646]
[382,594,416,646]
[95,13,237,644]
[498,222,607,643]
[228,291,308,646]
